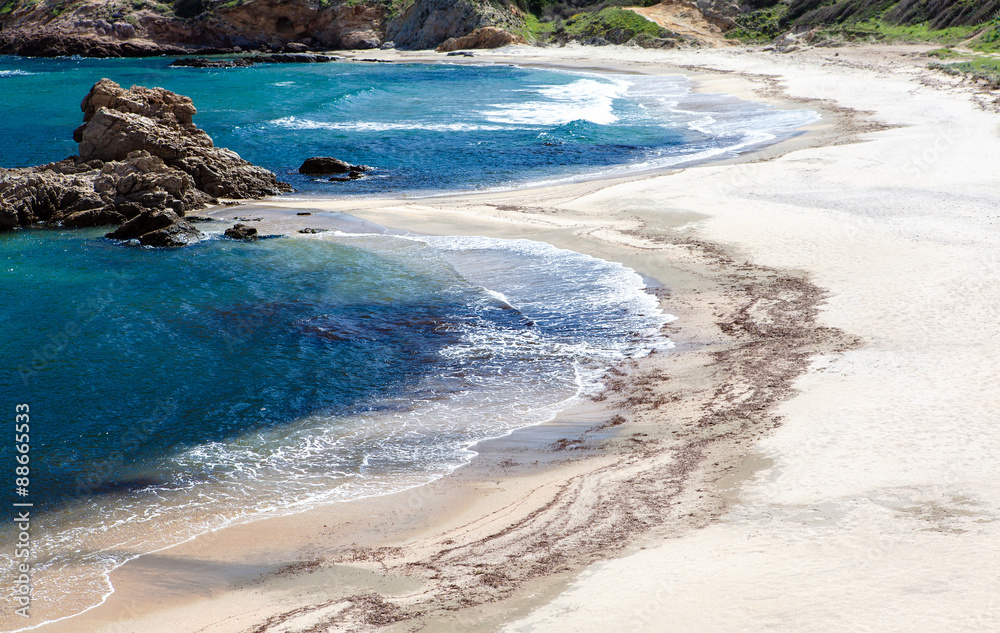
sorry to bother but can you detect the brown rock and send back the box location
[76,79,291,200]
[139,221,204,247]
[388,0,525,50]
[106,208,203,247]
[63,208,127,228]
[224,223,258,241]
[299,156,352,174]
[436,27,525,52]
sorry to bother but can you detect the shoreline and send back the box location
[12,42,1000,632]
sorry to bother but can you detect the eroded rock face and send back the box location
[436,26,525,52]
[79,79,289,199]
[387,0,526,50]
[0,79,291,246]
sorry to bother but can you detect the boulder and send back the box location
[63,207,127,227]
[299,157,352,174]
[299,157,373,177]
[224,223,258,241]
[106,209,203,247]
[436,27,525,52]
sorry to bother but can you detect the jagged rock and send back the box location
[139,222,204,247]
[298,227,329,234]
[0,167,106,227]
[0,80,290,245]
[436,27,525,52]
[79,79,291,199]
[0,29,190,58]
[112,23,136,39]
[63,207,127,227]
[387,0,526,51]
[224,223,258,241]
[106,208,203,247]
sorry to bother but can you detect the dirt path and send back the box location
[625,1,733,47]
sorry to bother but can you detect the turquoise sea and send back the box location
[0,55,817,627]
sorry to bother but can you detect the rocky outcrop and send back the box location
[387,0,526,51]
[0,0,388,57]
[169,53,338,68]
[298,157,372,178]
[106,209,203,247]
[436,26,525,52]
[1,79,290,246]
[0,29,191,58]
[224,223,259,241]
[78,79,290,199]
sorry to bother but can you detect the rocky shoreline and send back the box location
[0,0,531,58]
[0,79,290,246]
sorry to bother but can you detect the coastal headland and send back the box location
[6,40,998,632]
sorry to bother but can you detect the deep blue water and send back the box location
[0,56,817,194]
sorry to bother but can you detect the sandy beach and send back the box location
[20,42,1000,633]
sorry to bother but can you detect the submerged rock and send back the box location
[106,209,203,247]
[299,157,373,179]
[224,223,258,241]
[0,79,291,245]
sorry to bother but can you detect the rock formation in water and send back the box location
[298,157,373,180]
[0,79,290,245]
[106,208,204,247]
[224,223,259,241]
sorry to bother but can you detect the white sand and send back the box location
[497,45,1000,633]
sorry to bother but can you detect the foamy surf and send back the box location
[0,228,673,630]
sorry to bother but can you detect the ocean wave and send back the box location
[0,69,34,77]
[269,116,513,132]
[479,77,631,126]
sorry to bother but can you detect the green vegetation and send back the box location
[561,6,663,42]
[727,3,788,42]
[728,0,1000,48]
[0,0,38,17]
[925,47,963,59]
[929,56,1000,87]
[382,0,413,22]
[521,1,665,44]
[971,23,1000,52]
[823,19,980,45]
